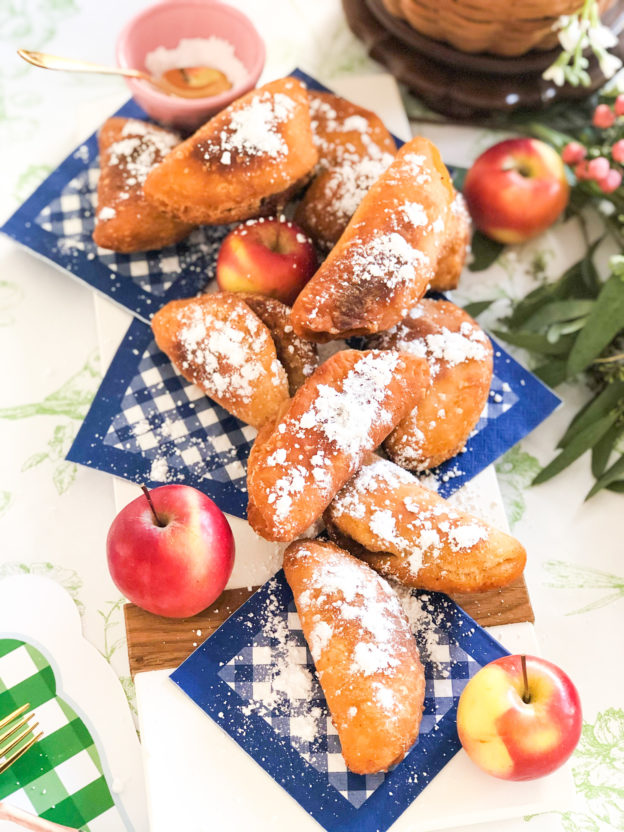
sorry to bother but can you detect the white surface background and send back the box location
[0,2,622,832]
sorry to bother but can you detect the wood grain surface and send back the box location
[124,576,533,677]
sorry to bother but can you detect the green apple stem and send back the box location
[141,484,165,527]
[521,654,531,704]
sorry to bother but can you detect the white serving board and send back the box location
[91,73,573,831]
[134,622,572,832]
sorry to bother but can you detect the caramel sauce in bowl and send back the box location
[159,66,232,98]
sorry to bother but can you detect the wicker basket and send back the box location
[381,0,616,56]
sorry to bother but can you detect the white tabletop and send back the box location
[0,2,622,832]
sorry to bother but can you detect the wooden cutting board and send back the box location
[124,576,533,677]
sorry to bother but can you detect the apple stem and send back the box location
[521,654,531,704]
[141,484,165,527]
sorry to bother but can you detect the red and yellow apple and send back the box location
[216,216,317,305]
[106,484,234,618]
[457,654,582,781]
[463,138,570,244]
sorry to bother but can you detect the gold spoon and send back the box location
[17,49,229,99]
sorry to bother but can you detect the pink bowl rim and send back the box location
[115,0,266,113]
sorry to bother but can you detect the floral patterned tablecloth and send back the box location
[0,2,622,831]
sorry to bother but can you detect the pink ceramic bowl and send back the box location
[116,0,265,131]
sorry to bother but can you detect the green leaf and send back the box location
[528,122,575,152]
[546,317,588,341]
[533,358,569,387]
[468,231,505,272]
[508,263,583,328]
[580,246,601,295]
[568,273,624,376]
[491,329,574,356]
[586,452,624,499]
[561,811,600,832]
[508,285,556,327]
[523,299,595,331]
[558,380,624,447]
[507,240,604,329]
[462,299,496,317]
[52,461,77,495]
[607,480,624,492]
[533,410,621,485]
[21,451,48,471]
[591,425,622,478]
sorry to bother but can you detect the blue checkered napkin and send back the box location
[171,571,508,832]
[67,311,559,518]
[66,318,254,518]
[431,336,559,497]
[0,97,234,324]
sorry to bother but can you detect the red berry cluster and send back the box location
[561,95,624,194]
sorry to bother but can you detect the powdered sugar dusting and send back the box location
[298,351,399,455]
[172,299,278,403]
[401,201,428,227]
[342,232,430,292]
[328,457,491,578]
[237,578,324,749]
[145,37,247,86]
[105,119,179,188]
[375,308,489,378]
[291,545,411,684]
[306,94,396,241]
[202,91,296,163]
[319,152,394,228]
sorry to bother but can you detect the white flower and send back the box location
[543,64,566,86]
[553,14,572,32]
[598,50,623,79]
[559,17,588,53]
[588,22,618,50]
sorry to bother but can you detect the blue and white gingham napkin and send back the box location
[0,95,236,323]
[171,571,508,832]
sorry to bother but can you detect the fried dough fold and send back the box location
[236,293,318,396]
[295,91,396,249]
[291,137,457,341]
[284,538,425,774]
[143,77,318,225]
[325,456,526,593]
[151,293,289,429]
[247,349,430,540]
[369,299,493,471]
[93,117,194,252]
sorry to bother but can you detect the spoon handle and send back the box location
[17,49,148,82]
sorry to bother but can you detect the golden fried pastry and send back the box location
[370,299,493,471]
[307,91,396,167]
[151,294,289,429]
[291,137,457,341]
[143,77,318,225]
[283,539,425,774]
[236,293,318,395]
[429,192,471,291]
[324,456,526,593]
[246,349,430,541]
[93,117,194,252]
[295,91,396,249]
